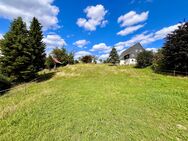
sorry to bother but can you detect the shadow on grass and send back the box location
[36,72,55,83]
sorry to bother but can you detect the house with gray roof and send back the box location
[120,43,145,65]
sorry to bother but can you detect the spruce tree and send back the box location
[162,22,188,72]
[109,47,119,65]
[29,17,46,72]
[0,17,34,82]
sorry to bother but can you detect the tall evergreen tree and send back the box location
[29,17,46,72]
[0,17,33,82]
[162,22,188,72]
[109,47,119,65]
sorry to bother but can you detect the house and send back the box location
[119,43,145,65]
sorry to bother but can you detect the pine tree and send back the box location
[109,47,119,65]
[162,22,188,72]
[0,17,34,82]
[29,17,46,72]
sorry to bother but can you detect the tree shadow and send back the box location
[36,72,56,83]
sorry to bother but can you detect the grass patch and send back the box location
[0,64,188,140]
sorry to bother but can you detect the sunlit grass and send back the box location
[0,64,188,140]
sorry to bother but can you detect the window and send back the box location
[124,54,130,60]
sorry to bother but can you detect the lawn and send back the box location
[0,64,188,141]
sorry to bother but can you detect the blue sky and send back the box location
[0,0,187,60]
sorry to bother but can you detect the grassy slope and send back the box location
[0,64,188,141]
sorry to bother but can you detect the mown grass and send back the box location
[0,64,188,141]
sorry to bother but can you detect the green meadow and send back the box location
[0,64,188,141]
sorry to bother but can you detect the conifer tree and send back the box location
[162,22,188,72]
[29,17,46,72]
[0,17,33,82]
[109,47,119,65]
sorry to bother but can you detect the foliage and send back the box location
[1,64,188,140]
[0,17,34,82]
[81,55,93,63]
[0,74,11,92]
[152,49,165,71]
[67,52,74,65]
[74,60,79,64]
[136,50,154,68]
[29,17,46,72]
[0,17,46,82]
[109,47,119,65]
[155,22,188,73]
[45,55,54,70]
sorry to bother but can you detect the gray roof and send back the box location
[120,43,145,60]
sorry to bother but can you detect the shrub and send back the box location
[45,55,54,70]
[0,74,11,92]
[136,50,153,68]
[81,55,93,63]
[152,49,165,72]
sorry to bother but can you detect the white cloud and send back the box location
[118,11,149,27]
[0,33,3,39]
[90,43,111,52]
[74,51,91,59]
[146,48,159,53]
[98,53,109,60]
[43,34,67,53]
[117,24,145,36]
[73,40,89,48]
[115,23,181,52]
[117,11,148,36]
[154,24,181,40]
[0,0,59,30]
[76,4,108,31]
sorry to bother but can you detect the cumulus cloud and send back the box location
[90,43,111,52]
[118,11,149,27]
[43,34,67,54]
[0,0,59,30]
[98,53,109,60]
[146,48,159,52]
[117,24,145,36]
[115,23,181,51]
[74,51,91,59]
[117,11,148,36]
[73,40,89,48]
[76,4,108,31]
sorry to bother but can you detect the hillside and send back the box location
[0,64,188,140]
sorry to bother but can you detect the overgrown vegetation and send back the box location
[0,74,11,92]
[136,50,153,68]
[81,55,93,63]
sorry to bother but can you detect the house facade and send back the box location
[119,43,145,65]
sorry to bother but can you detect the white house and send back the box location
[120,43,145,65]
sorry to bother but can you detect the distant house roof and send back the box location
[120,43,145,60]
[52,57,62,64]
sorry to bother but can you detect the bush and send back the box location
[136,50,153,68]
[81,55,93,63]
[0,74,11,92]
[45,55,54,70]
[152,49,165,72]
